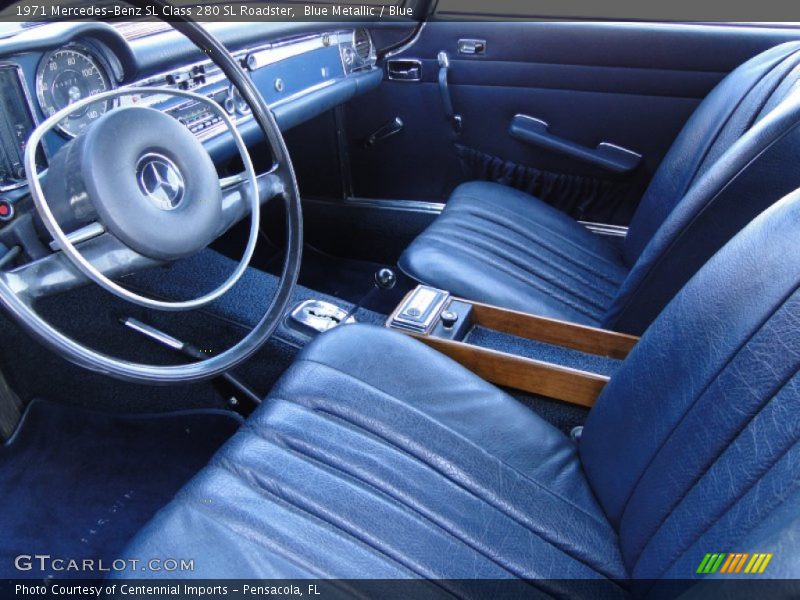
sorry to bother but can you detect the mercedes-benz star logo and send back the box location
[136,154,186,211]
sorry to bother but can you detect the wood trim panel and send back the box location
[412,334,608,407]
[468,300,638,359]
[386,288,639,407]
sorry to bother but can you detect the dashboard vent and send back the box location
[354,29,372,61]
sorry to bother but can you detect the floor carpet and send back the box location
[0,399,242,578]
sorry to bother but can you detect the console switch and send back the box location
[388,285,450,334]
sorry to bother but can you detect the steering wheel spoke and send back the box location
[217,170,285,237]
[1,233,160,303]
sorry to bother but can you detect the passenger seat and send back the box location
[400,41,800,334]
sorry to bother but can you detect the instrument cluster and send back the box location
[35,42,117,138]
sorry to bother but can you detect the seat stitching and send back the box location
[441,228,616,305]
[620,46,799,270]
[745,50,800,136]
[617,282,800,527]
[443,223,621,300]
[293,358,613,527]
[752,60,800,123]
[421,232,605,319]
[693,51,800,184]
[207,457,446,582]
[276,396,626,582]
[606,123,800,329]
[424,232,605,317]
[462,203,619,268]
[451,199,625,275]
[448,192,623,269]
[633,365,800,576]
[240,418,561,586]
[451,217,625,291]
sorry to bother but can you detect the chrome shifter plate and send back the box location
[290,299,356,334]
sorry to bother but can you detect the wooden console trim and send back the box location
[410,333,608,408]
[468,301,639,359]
[387,290,640,407]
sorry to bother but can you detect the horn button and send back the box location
[44,106,222,262]
[136,153,186,211]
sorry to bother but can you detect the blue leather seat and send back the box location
[400,41,800,334]
[120,188,800,591]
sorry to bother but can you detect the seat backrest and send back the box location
[603,41,800,334]
[623,41,800,265]
[580,189,800,588]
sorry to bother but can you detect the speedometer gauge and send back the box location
[36,45,115,137]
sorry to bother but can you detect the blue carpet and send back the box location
[466,326,622,377]
[123,248,387,332]
[0,399,242,578]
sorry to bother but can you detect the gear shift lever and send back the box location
[343,267,398,323]
[375,267,397,291]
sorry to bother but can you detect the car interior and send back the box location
[1,2,800,594]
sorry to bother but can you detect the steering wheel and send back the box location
[0,16,302,384]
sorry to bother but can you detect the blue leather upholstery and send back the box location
[400,181,628,325]
[400,41,800,334]
[582,189,800,592]
[121,188,800,585]
[119,323,627,590]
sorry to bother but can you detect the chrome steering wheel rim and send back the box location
[24,86,261,312]
[0,16,303,384]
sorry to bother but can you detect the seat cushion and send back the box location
[119,324,627,592]
[399,181,628,326]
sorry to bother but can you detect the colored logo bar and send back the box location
[697,553,773,574]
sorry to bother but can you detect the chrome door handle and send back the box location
[458,39,486,55]
[386,59,422,82]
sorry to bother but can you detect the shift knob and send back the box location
[375,267,397,290]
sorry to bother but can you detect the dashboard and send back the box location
[0,21,382,227]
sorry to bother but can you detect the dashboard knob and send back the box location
[440,310,459,329]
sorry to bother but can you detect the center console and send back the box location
[387,285,639,407]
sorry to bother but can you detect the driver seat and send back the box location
[119,190,800,593]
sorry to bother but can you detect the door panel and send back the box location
[344,21,800,224]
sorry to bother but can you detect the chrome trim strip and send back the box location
[270,79,337,110]
[342,197,445,214]
[578,221,629,238]
[48,221,105,252]
[246,34,327,70]
[123,317,185,351]
[383,22,427,59]
[596,141,642,160]
[513,113,549,129]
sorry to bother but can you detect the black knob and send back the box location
[375,267,397,290]
[441,310,458,329]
